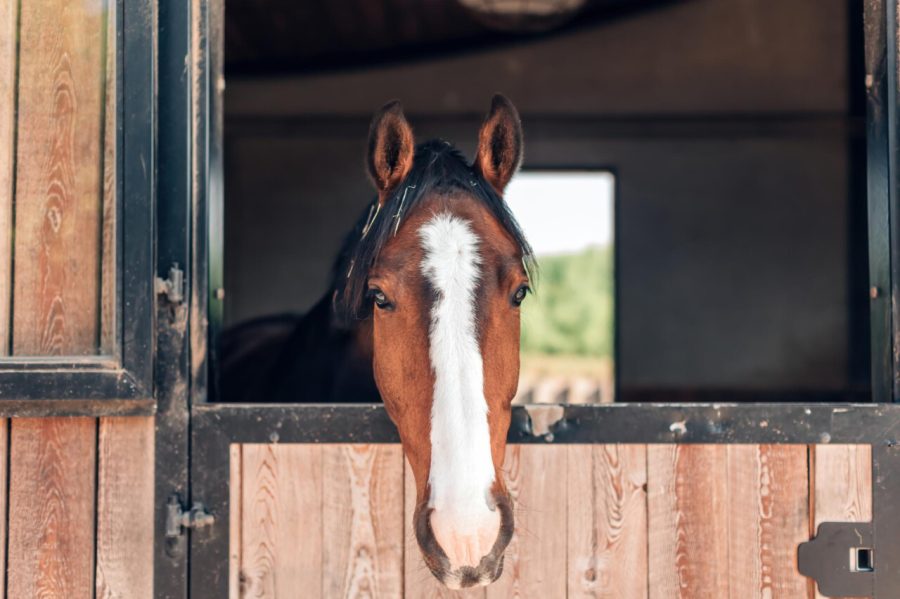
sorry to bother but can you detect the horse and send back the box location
[221,95,534,589]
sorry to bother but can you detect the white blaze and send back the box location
[420,213,497,546]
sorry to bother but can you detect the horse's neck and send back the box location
[268,293,378,402]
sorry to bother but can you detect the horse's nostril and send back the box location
[457,566,481,588]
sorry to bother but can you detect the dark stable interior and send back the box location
[219,0,870,403]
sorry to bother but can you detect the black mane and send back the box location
[331,139,534,327]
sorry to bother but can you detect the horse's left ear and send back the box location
[475,94,524,194]
[367,100,416,202]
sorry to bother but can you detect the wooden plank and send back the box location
[8,418,97,599]
[12,0,106,355]
[567,444,647,599]
[812,444,873,599]
[727,445,809,598]
[229,444,242,599]
[99,0,116,354]
[239,444,323,598]
[322,444,404,599]
[487,445,567,599]
[0,419,9,599]
[647,445,729,599]
[403,459,486,599]
[0,0,16,352]
[96,416,154,599]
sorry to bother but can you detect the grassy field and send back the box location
[521,244,614,364]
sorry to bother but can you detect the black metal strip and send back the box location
[873,443,900,597]
[192,403,900,445]
[0,370,146,402]
[120,0,156,396]
[155,0,195,595]
[865,0,892,403]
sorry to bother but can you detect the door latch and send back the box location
[798,522,874,597]
[156,264,186,305]
[165,494,215,540]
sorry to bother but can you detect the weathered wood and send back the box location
[322,444,404,598]
[647,445,729,599]
[726,445,809,598]
[239,444,323,598]
[487,445,567,599]
[567,444,647,599]
[12,0,106,355]
[812,444,873,599]
[8,418,97,599]
[403,459,486,599]
[96,416,154,599]
[229,444,242,599]
[0,0,15,352]
[99,0,116,354]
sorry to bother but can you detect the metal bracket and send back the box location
[165,494,215,540]
[156,263,186,305]
[799,522,874,598]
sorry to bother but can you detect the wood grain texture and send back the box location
[648,445,729,599]
[812,444,872,599]
[230,444,242,599]
[239,444,324,599]
[567,444,647,599]
[403,459,486,599]
[96,416,154,599]
[486,445,567,599]
[0,419,9,599]
[99,0,116,354]
[0,0,15,352]
[322,444,404,599]
[8,418,97,599]
[726,445,809,598]
[12,0,107,355]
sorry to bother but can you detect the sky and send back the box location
[504,171,615,256]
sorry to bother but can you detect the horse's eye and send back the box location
[512,285,529,307]
[369,289,390,309]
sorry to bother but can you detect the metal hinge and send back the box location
[165,494,215,540]
[798,522,874,597]
[156,263,185,305]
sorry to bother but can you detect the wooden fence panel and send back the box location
[96,416,154,599]
[648,445,730,599]
[239,444,324,599]
[813,444,873,599]
[229,442,877,598]
[487,445,568,599]
[727,445,809,598]
[567,444,648,599]
[0,419,8,599]
[234,444,404,599]
[12,0,108,355]
[8,418,97,599]
[323,445,404,599]
[648,445,810,599]
[0,0,15,351]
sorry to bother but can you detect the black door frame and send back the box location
[153,1,900,597]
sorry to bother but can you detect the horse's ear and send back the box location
[475,94,523,194]
[367,100,415,201]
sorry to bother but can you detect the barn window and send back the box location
[0,0,154,411]
[211,1,871,406]
[504,171,616,404]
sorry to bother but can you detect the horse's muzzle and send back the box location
[413,490,514,589]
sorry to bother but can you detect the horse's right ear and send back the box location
[367,101,415,201]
